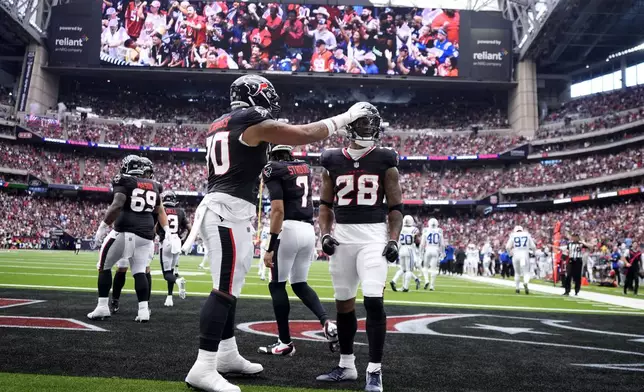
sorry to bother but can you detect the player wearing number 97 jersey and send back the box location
[156,191,191,307]
[317,102,403,392]
[506,225,536,295]
[258,145,337,357]
[88,155,169,324]
[181,75,375,392]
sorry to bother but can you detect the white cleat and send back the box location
[216,351,263,375]
[87,305,111,321]
[135,308,150,323]
[186,362,240,392]
[198,264,206,270]
[164,296,174,307]
[177,277,187,299]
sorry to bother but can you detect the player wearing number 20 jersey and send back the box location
[258,145,336,357]
[88,155,170,324]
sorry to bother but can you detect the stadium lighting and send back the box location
[606,42,644,62]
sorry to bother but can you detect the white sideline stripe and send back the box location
[458,275,644,311]
[1,283,643,315]
[0,272,557,298]
[0,298,46,309]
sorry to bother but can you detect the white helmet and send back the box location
[403,215,415,227]
[513,225,523,233]
[468,243,475,250]
[428,218,438,228]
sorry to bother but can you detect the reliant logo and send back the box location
[55,36,88,47]
[473,49,508,61]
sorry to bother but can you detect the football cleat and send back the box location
[430,285,435,291]
[415,278,421,290]
[257,340,295,356]
[164,296,174,307]
[217,351,263,375]
[402,288,409,293]
[524,283,529,295]
[316,366,358,382]
[423,282,429,290]
[324,320,339,353]
[186,363,240,392]
[365,370,383,392]
[135,308,150,323]
[110,299,119,314]
[389,281,397,292]
[515,289,520,294]
[87,306,111,321]
[177,277,187,299]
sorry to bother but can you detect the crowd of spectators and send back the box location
[0,143,42,174]
[537,107,644,140]
[544,85,644,123]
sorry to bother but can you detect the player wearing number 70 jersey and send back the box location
[89,155,169,323]
[505,226,536,295]
[180,75,374,392]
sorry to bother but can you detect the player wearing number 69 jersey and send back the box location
[506,226,536,295]
[88,155,169,323]
[156,191,190,307]
[257,145,337,357]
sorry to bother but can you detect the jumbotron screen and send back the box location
[47,1,512,81]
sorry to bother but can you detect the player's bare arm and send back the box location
[102,192,127,226]
[263,199,285,268]
[155,203,170,232]
[384,167,403,241]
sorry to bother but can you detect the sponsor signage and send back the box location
[47,2,100,66]
[18,52,36,112]
[469,27,512,81]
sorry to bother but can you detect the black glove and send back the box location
[382,240,399,263]
[321,234,339,256]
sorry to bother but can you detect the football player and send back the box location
[317,102,403,392]
[257,145,337,356]
[157,191,190,307]
[258,220,270,281]
[481,240,493,277]
[506,226,536,294]
[390,215,420,292]
[75,238,81,254]
[180,75,372,392]
[421,218,444,290]
[535,245,550,279]
[465,244,479,276]
[110,158,157,314]
[88,155,168,323]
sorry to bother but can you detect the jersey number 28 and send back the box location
[131,188,157,212]
[336,174,379,206]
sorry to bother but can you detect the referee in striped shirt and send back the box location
[561,234,590,296]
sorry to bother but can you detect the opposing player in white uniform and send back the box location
[258,223,270,281]
[421,218,444,290]
[391,216,420,292]
[481,240,493,276]
[506,226,536,294]
[465,244,479,276]
[535,246,550,279]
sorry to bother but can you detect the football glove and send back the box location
[94,221,110,246]
[321,234,339,256]
[382,240,399,263]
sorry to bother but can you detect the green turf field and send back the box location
[0,250,641,315]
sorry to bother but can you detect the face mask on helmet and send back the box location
[161,191,179,207]
[348,116,381,148]
[121,155,145,176]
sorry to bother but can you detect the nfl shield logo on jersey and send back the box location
[354,162,360,168]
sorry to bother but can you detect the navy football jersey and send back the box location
[206,106,271,204]
[112,174,162,240]
[321,147,398,225]
[262,160,313,224]
[156,207,189,242]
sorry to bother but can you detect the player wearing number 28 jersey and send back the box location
[180,75,374,392]
[88,155,169,323]
[318,102,403,392]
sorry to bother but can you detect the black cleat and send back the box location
[389,281,397,292]
[424,282,429,290]
[562,292,569,296]
[515,289,520,294]
[524,284,529,295]
[402,288,409,293]
[415,278,421,290]
[110,299,119,314]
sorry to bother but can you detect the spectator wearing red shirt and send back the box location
[265,5,283,44]
[431,9,460,44]
[249,19,272,60]
[281,10,304,48]
[340,5,358,25]
[125,0,146,39]
[310,40,334,72]
[184,5,207,46]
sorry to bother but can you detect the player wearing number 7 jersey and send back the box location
[257,145,338,357]
[89,155,169,323]
[317,102,403,392]
[181,75,373,392]
[505,225,536,295]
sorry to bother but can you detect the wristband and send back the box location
[266,233,279,252]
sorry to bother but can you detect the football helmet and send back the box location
[428,218,438,228]
[230,75,280,117]
[120,155,146,176]
[269,144,294,162]
[345,102,381,148]
[141,157,154,178]
[161,191,179,207]
[403,215,415,227]
[514,225,524,233]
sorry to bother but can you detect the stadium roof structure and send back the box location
[505,0,644,74]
